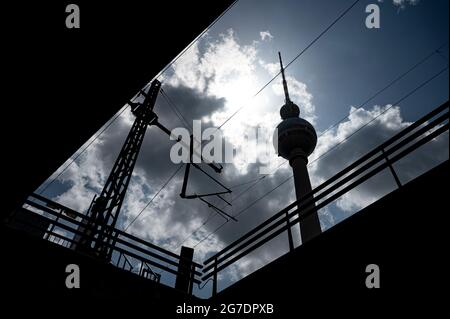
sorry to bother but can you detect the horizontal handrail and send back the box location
[12,100,449,295]
[45,231,70,247]
[140,262,161,282]
[15,204,202,283]
[118,252,133,271]
[204,101,449,266]
[202,102,449,281]
[27,194,203,269]
[202,111,449,273]
[204,124,448,280]
[24,200,202,276]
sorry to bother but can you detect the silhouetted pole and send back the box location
[175,246,194,294]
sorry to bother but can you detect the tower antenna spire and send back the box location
[278,52,291,103]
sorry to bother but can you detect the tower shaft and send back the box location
[290,156,322,243]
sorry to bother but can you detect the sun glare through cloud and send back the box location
[32,0,449,298]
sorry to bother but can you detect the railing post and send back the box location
[117,252,122,268]
[44,209,61,240]
[382,148,402,188]
[286,210,294,252]
[286,210,294,251]
[188,264,195,295]
[212,257,218,297]
[175,246,194,293]
[105,230,119,262]
[139,261,144,276]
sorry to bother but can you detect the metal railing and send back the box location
[202,101,449,296]
[139,261,161,283]
[6,101,449,298]
[117,252,134,272]
[12,193,203,293]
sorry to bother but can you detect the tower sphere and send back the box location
[275,113,317,160]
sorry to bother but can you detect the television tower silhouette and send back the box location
[274,52,322,243]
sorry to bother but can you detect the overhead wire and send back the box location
[37,103,132,195]
[37,0,448,255]
[235,65,450,218]
[174,14,449,251]
[221,41,449,198]
[154,0,240,81]
[174,0,369,248]
[36,0,241,196]
[99,0,379,238]
[160,89,194,132]
[216,0,362,130]
[123,164,185,231]
[191,65,449,248]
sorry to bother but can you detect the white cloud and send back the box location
[379,0,420,9]
[259,31,274,41]
[261,61,316,124]
[167,28,259,105]
[53,140,108,213]
[393,0,419,6]
[165,28,315,175]
[309,104,448,214]
[215,103,448,283]
[40,27,447,294]
[165,42,206,92]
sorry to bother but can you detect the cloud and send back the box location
[53,139,108,213]
[165,29,258,104]
[393,0,419,7]
[309,104,448,215]
[259,31,274,41]
[261,61,316,124]
[164,28,294,175]
[378,0,420,9]
[40,28,447,294]
[46,29,288,264]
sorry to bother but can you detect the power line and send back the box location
[122,0,394,242]
[160,89,193,131]
[230,176,268,189]
[102,82,236,233]
[237,66,449,217]
[175,161,286,248]
[36,1,240,196]
[194,219,228,248]
[192,66,449,248]
[159,87,237,225]
[175,43,448,250]
[175,210,215,248]
[37,104,131,195]
[173,0,363,247]
[318,41,448,138]
[175,174,265,249]
[123,164,185,232]
[172,38,448,250]
[217,41,449,198]
[155,0,240,81]
[435,43,449,64]
[217,0,362,130]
